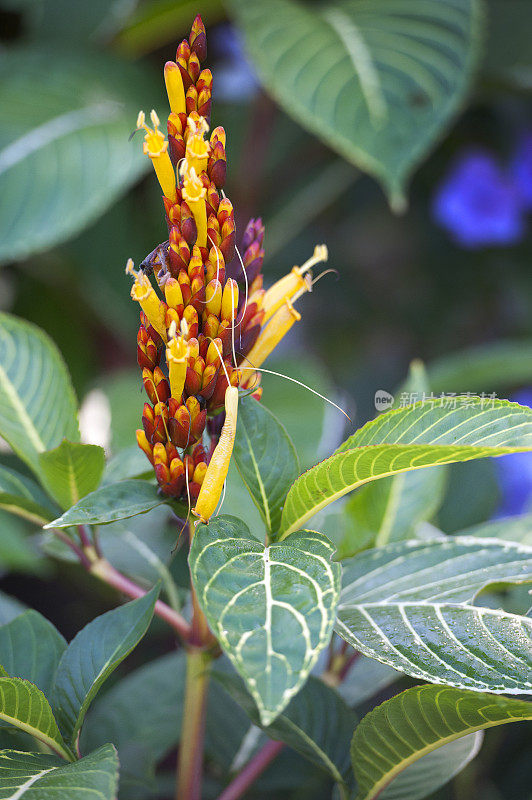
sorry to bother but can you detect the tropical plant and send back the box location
[0,7,531,800]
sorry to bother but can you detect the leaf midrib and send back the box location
[357,714,532,800]
[281,443,531,536]
[279,715,349,799]
[0,359,45,456]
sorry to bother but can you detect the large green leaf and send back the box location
[82,652,185,795]
[338,362,447,557]
[0,610,66,695]
[458,512,532,546]
[0,314,79,475]
[280,398,532,537]
[0,465,56,526]
[0,678,72,760]
[190,516,341,725]
[229,0,482,206]
[351,685,532,800]
[0,47,155,263]
[0,744,118,799]
[233,396,299,536]
[38,441,105,511]
[44,480,177,528]
[338,467,447,558]
[216,671,356,799]
[52,586,159,747]
[336,537,532,693]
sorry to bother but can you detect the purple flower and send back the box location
[211,24,259,102]
[432,149,525,248]
[511,132,532,210]
[495,390,532,517]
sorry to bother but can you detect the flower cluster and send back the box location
[127,17,326,517]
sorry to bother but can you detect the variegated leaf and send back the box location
[336,537,532,693]
[189,515,341,725]
[281,398,532,537]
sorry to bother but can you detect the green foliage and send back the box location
[233,396,299,536]
[45,480,175,528]
[82,652,186,797]
[190,516,341,724]
[0,314,78,475]
[229,0,482,206]
[351,686,532,800]
[0,465,56,526]
[338,362,447,557]
[52,586,159,747]
[0,48,156,263]
[217,671,356,798]
[0,678,72,760]
[38,441,105,510]
[0,745,118,799]
[336,537,532,692]
[0,611,66,695]
[281,398,532,536]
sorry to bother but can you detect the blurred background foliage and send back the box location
[0,0,531,797]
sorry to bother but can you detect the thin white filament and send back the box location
[239,363,351,422]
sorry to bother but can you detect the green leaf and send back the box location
[338,361,447,557]
[0,512,43,574]
[233,396,299,536]
[96,510,181,610]
[52,585,159,747]
[0,610,66,695]
[229,0,482,206]
[82,652,185,795]
[190,516,341,725]
[0,465,56,526]
[351,685,532,800]
[0,314,79,475]
[0,47,156,263]
[0,744,118,799]
[339,655,401,708]
[38,441,105,510]
[102,446,153,484]
[336,537,532,693]
[0,593,26,625]
[280,397,532,537]
[458,512,532,546]
[216,671,356,798]
[43,480,179,528]
[0,678,72,760]
[427,339,532,395]
[338,467,447,558]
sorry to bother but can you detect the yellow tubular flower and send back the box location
[185,133,210,175]
[246,299,301,369]
[182,167,207,247]
[138,110,177,203]
[262,244,328,322]
[164,61,186,116]
[166,336,188,399]
[127,260,167,340]
[193,386,239,524]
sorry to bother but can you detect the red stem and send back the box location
[90,558,192,641]
[53,529,92,569]
[216,740,284,800]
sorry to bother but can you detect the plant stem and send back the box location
[89,557,192,641]
[217,740,285,800]
[175,647,211,800]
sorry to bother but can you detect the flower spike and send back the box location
[127,17,331,507]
